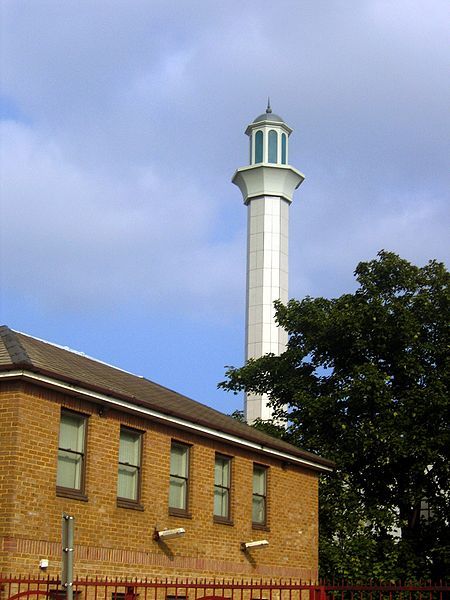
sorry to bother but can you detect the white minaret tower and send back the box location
[232,102,304,423]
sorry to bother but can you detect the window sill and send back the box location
[213,516,234,526]
[169,508,192,519]
[56,487,88,502]
[252,523,270,531]
[117,498,144,511]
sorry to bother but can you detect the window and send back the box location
[214,454,231,522]
[255,130,263,163]
[57,410,87,498]
[169,442,190,514]
[420,499,434,522]
[268,130,278,163]
[252,464,267,527]
[117,427,142,506]
[281,133,287,164]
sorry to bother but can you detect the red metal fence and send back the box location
[0,576,448,600]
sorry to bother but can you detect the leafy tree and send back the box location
[221,251,450,580]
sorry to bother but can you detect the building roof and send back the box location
[0,325,333,472]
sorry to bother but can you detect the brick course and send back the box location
[0,380,319,579]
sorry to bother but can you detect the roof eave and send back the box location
[0,368,334,473]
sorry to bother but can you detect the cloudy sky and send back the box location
[1,0,449,415]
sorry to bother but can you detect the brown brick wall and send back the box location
[0,381,318,579]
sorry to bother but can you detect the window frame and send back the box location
[117,425,144,510]
[268,129,278,163]
[213,453,233,524]
[252,463,269,529]
[281,132,287,164]
[254,130,264,164]
[56,408,88,501]
[168,441,191,517]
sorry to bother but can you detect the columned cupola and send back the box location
[247,100,292,166]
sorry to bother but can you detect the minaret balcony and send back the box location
[232,163,304,205]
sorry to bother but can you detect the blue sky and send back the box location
[1,0,449,415]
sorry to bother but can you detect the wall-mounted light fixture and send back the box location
[153,527,185,541]
[241,539,269,551]
[97,405,108,417]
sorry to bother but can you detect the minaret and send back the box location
[232,102,304,423]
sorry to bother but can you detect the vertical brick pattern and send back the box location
[0,381,318,580]
[0,384,20,569]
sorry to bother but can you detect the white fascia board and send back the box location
[245,121,293,136]
[0,369,333,473]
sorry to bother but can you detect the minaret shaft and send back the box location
[245,195,289,423]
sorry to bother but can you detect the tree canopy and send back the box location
[221,251,449,580]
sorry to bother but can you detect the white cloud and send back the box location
[0,120,244,319]
[290,184,449,300]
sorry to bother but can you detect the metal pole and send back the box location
[62,513,75,600]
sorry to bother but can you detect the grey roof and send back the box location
[253,100,285,124]
[253,111,284,123]
[0,325,333,471]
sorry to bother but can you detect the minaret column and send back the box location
[232,103,304,423]
[245,194,289,422]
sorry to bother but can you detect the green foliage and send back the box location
[221,251,450,580]
[229,409,245,422]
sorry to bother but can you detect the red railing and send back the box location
[0,576,448,600]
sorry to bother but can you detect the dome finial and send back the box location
[266,97,272,114]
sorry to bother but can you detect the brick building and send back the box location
[0,326,333,579]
